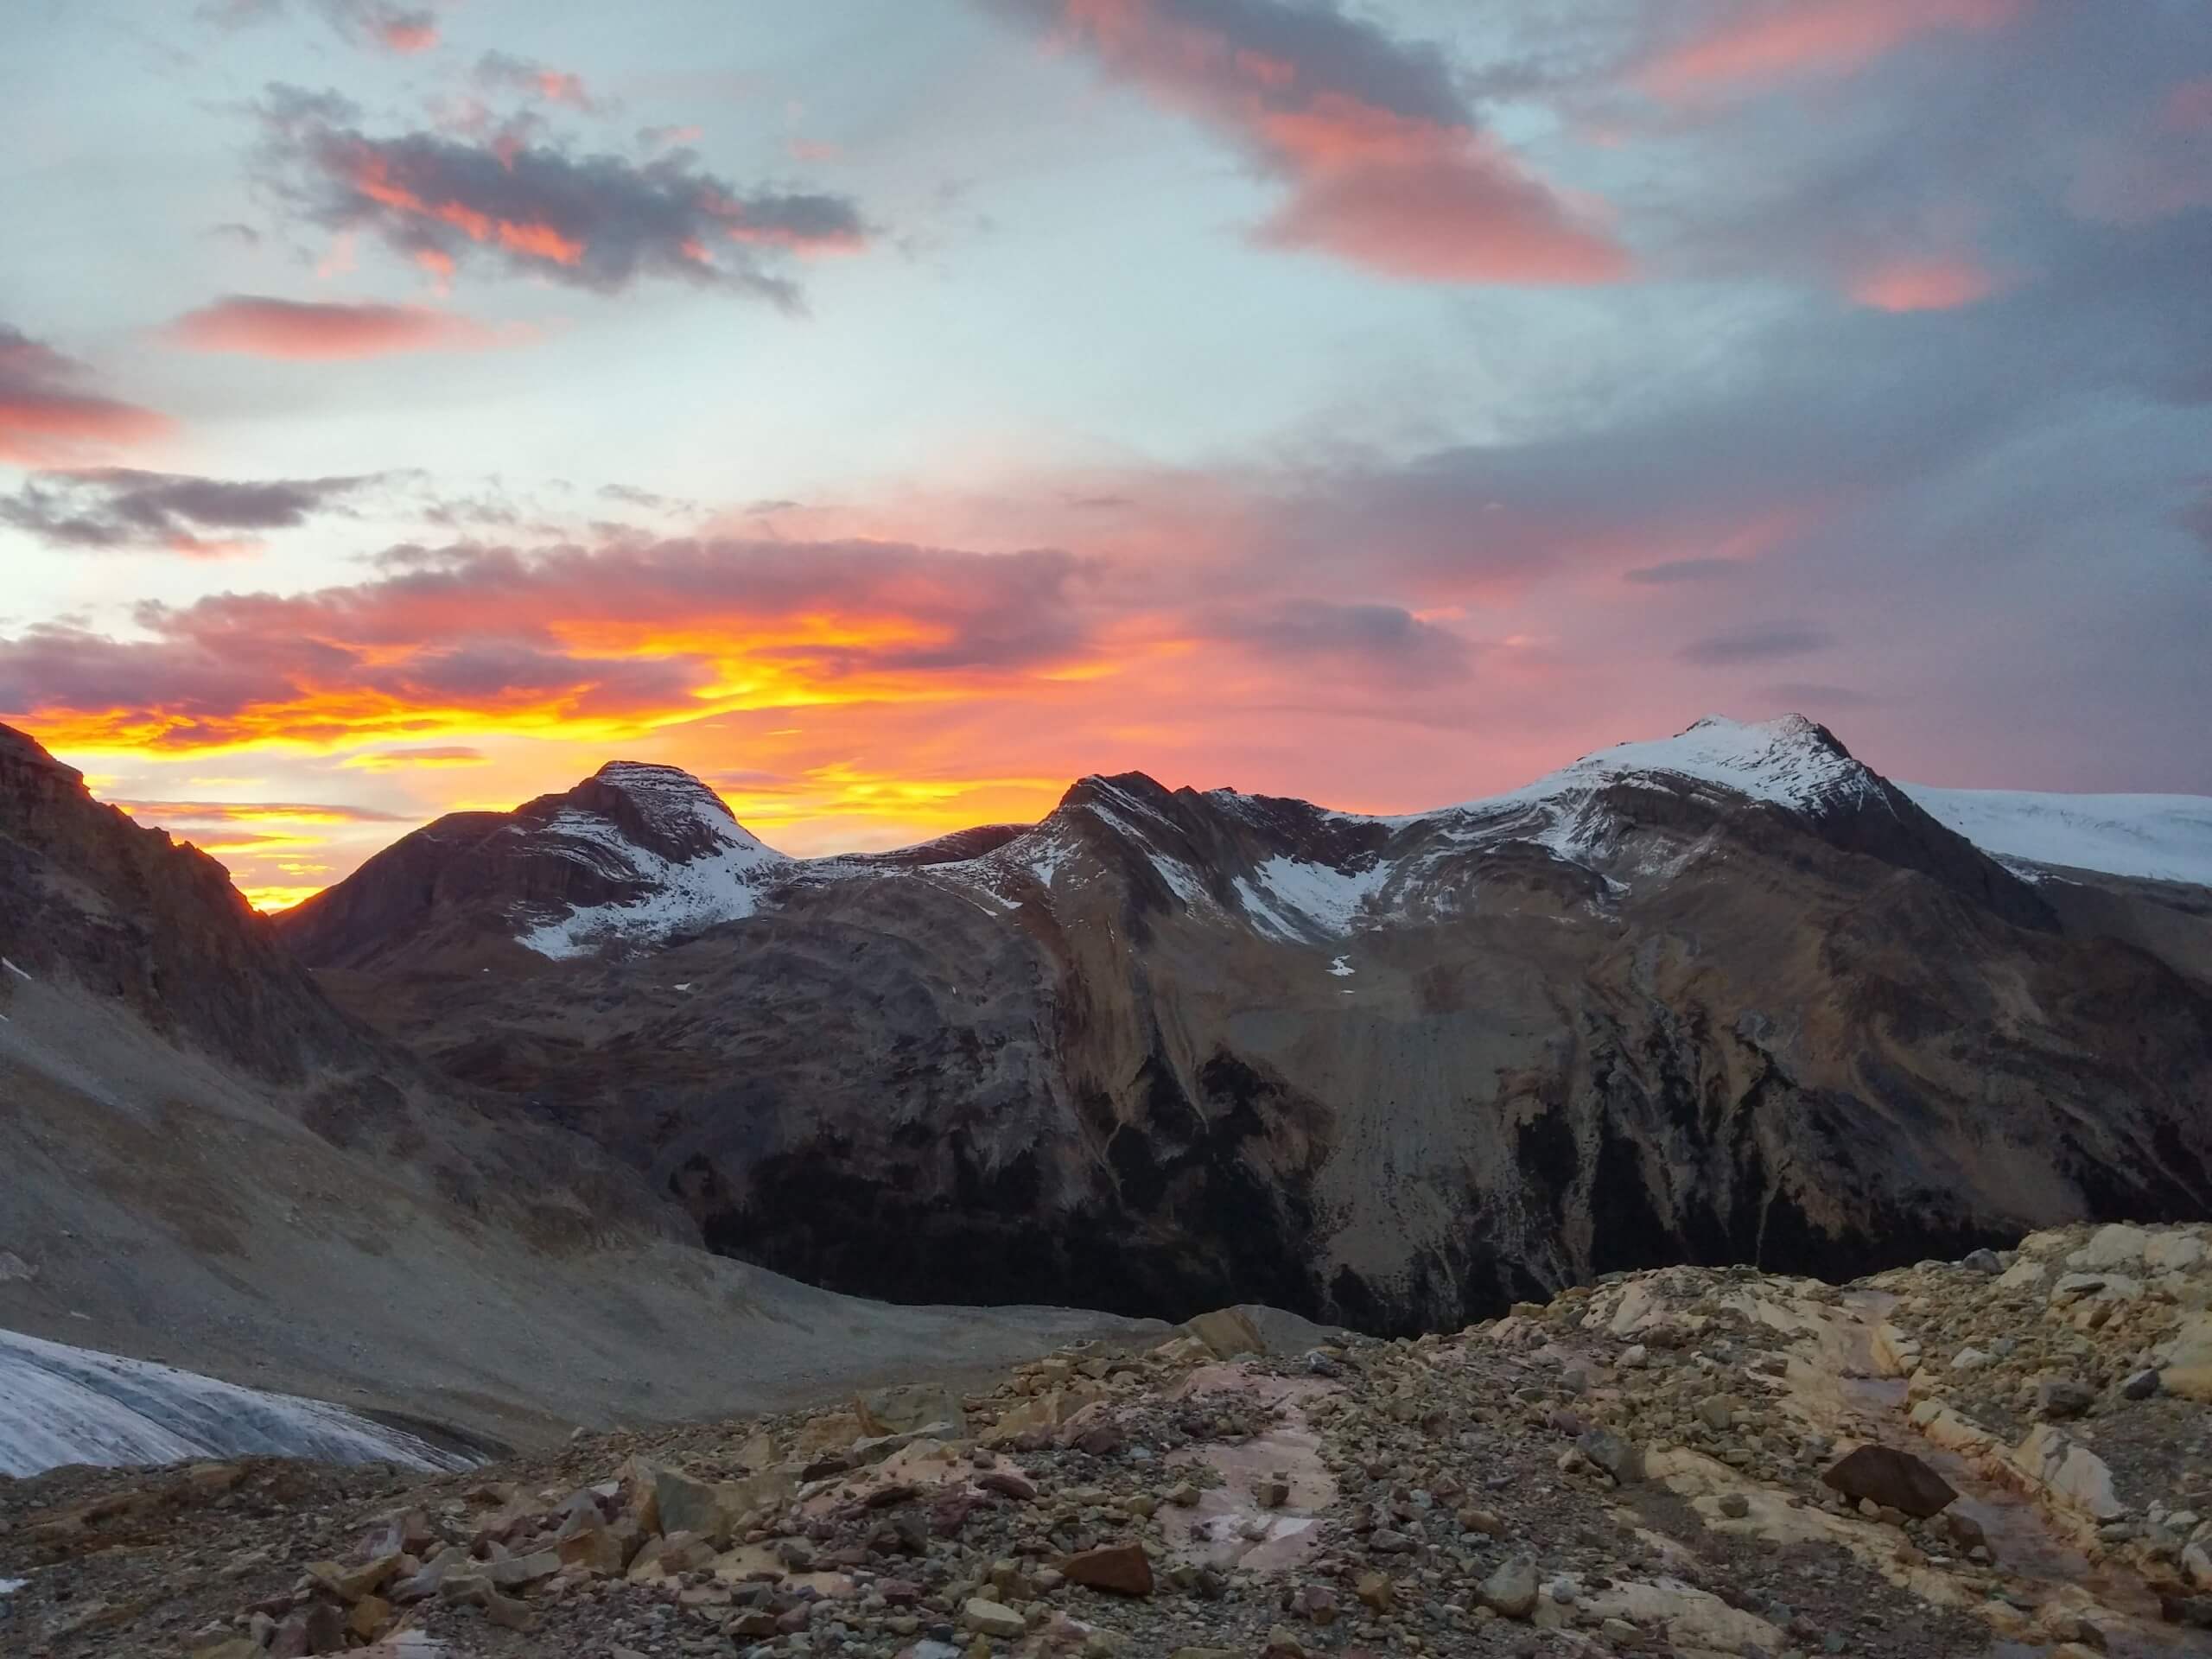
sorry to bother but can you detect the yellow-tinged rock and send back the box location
[347,1594,392,1641]
[1181,1307,1265,1359]
[2160,1314,2212,1402]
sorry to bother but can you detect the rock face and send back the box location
[272,715,2212,1334]
[0,724,366,1080]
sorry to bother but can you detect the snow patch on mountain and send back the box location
[1901,785,2212,887]
[1235,855,1394,939]
[0,1327,475,1477]
[516,768,790,960]
[1448,715,1883,823]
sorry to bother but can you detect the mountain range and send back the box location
[0,722,1148,1459]
[264,715,2212,1334]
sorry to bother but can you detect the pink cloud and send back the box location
[998,0,1627,286]
[1641,0,2024,99]
[165,295,524,359]
[0,324,171,466]
[1847,256,1999,313]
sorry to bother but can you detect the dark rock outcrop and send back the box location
[0,725,365,1079]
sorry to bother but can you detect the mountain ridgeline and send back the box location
[256,716,2212,1336]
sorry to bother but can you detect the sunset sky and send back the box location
[4,0,2209,909]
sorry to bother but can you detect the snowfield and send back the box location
[0,1326,476,1477]
[1900,785,2212,888]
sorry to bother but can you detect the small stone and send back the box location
[963,1597,1027,1638]
[1354,1571,1396,1612]
[2122,1369,2161,1402]
[1291,1584,1338,1624]
[1719,1494,1751,1518]
[2037,1376,2097,1420]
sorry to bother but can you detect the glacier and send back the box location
[0,1327,475,1478]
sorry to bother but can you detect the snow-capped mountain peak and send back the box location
[513,764,788,959]
[1490,713,1881,818]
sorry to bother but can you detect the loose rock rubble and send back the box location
[4,1230,2209,1658]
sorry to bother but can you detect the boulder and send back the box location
[1993,1258,2047,1293]
[1478,1556,1540,1619]
[1578,1427,1645,1484]
[2068,1224,2151,1271]
[346,1596,391,1642]
[1181,1306,1266,1359]
[1060,1541,1154,1597]
[857,1383,968,1439]
[2161,1315,2212,1402]
[2011,1424,2124,1520]
[486,1549,561,1589]
[1820,1445,1956,1518]
[2146,1233,2208,1275]
[648,1463,728,1541]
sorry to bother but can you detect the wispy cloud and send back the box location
[0,323,170,466]
[201,0,442,54]
[1637,0,2024,99]
[166,295,525,359]
[474,51,595,111]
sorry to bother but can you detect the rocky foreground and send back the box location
[4,1224,2209,1659]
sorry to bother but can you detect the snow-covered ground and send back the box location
[1900,785,2212,887]
[0,1327,475,1477]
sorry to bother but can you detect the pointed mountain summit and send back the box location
[277,760,788,969]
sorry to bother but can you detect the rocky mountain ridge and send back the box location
[0,721,1152,1457]
[278,715,2082,968]
[269,717,2212,1335]
[7,1220,2209,1658]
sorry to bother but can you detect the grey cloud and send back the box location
[1677,625,1834,666]
[0,468,375,554]
[1624,557,1741,584]
[253,86,870,304]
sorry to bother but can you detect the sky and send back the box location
[3,0,2209,910]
